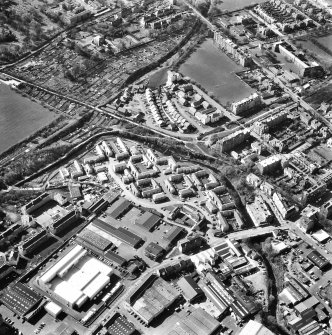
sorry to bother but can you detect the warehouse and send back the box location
[76,228,113,253]
[129,276,181,324]
[36,245,113,309]
[104,250,127,267]
[163,226,185,245]
[107,313,137,335]
[107,197,132,219]
[1,283,44,320]
[168,307,220,335]
[136,211,161,232]
[91,219,143,248]
[177,275,204,302]
[307,250,330,269]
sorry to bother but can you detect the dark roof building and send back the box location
[136,211,161,232]
[163,226,185,245]
[145,242,165,261]
[307,250,329,269]
[107,313,137,335]
[107,198,132,219]
[92,219,143,248]
[1,283,43,319]
[18,229,48,256]
[177,276,204,302]
[104,251,127,267]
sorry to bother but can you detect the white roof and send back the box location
[45,301,62,316]
[82,273,110,299]
[53,280,85,306]
[238,320,276,335]
[40,245,85,284]
[312,229,330,242]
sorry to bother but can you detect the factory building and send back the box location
[36,245,113,309]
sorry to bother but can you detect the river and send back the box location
[179,39,254,105]
[0,83,56,154]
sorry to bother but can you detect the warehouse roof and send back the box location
[107,198,132,219]
[307,250,329,269]
[92,219,143,248]
[104,250,127,267]
[136,211,161,231]
[168,307,220,335]
[1,283,43,317]
[107,313,136,335]
[238,320,275,335]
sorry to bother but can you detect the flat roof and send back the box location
[312,229,330,243]
[238,320,275,335]
[177,276,203,302]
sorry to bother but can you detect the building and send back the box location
[18,229,48,256]
[91,218,143,249]
[21,193,51,215]
[50,210,79,235]
[36,245,113,310]
[127,274,181,325]
[135,211,161,232]
[214,31,252,67]
[246,196,273,227]
[238,320,275,335]
[275,42,324,77]
[257,155,282,174]
[307,250,329,270]
[168,307,220,335]
[231,93,262,115]
[216,129,251,152]
[246,173,262,188]
[202,272,253,320]
[107,313,137,335]
[178,236,204,254]
[1,283,44,320]
[107,197,132,219]
[145,242,165,261]
[273,192,295,219]
[177,276,204,303]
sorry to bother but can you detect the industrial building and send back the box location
[107,197,132,219]
[1,283,44,320]
[36,245,113,309]
[307,250,330,270]
[21,193,51,215]
[91,218,143,249]
[107,313,137,335]
[18,229,48,256]
[177,276,204,302]
[135,211,161,232]
[168,307,220,335]
[127,274,181,324]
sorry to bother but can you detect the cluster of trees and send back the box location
[0,28,16,43]
[0,144,72,185]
